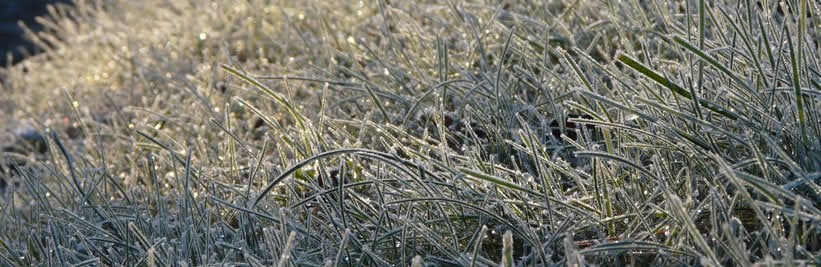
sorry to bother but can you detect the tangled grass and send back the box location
[0,0,819,265]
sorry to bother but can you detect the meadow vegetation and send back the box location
[0,0,819,265]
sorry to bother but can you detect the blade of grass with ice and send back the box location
[616,53,742,121]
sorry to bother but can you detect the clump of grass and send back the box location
[0,0,818,265]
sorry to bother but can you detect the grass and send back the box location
[0,0,819,265]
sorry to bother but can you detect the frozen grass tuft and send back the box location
[0,0,819,265]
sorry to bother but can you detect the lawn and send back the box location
[0,0,818,265]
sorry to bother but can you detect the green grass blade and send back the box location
[616,53,740,121]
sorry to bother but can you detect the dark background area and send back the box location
[1,0,72,66]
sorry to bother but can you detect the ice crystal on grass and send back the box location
[0,0,818,266]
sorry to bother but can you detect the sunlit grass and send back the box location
[0,0,818,265]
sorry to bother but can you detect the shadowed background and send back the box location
[1,0,71,65]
